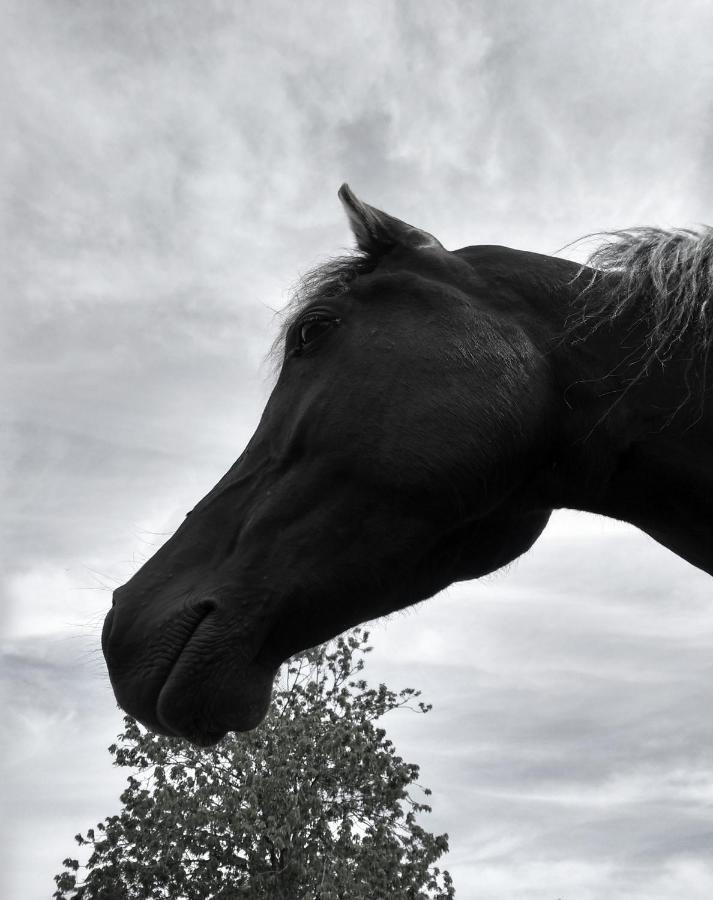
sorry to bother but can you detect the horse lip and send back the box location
[153,604,277,743]
[155,604,217,734]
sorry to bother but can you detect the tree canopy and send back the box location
[54,629,455,899]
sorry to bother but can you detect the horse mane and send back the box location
[580,227,713,367]
[269,251,377,370]
[268,226,713,386]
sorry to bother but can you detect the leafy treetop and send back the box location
[54,629,455,900]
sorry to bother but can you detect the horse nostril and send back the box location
[192,598,218,617]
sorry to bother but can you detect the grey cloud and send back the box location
[5,513,713,899]
[1,634,126,900]
[5,0,713,897]
[363,523,713,894]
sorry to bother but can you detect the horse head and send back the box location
[102,187,625,744]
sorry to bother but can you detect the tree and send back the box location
[54,629,455,899]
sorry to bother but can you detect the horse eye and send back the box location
[297,316,338,349]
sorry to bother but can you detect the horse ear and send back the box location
[338,184,443,254]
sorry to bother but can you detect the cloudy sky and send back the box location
[3,1,713,897]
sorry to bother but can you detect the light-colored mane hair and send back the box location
[582,227,713,368]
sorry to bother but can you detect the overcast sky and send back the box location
[3,1,713,898]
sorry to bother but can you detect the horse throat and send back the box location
[558,348,713,575]
[591,426,713,575]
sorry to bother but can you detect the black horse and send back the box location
[103,186,713,746]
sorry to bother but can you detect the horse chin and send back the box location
[154,660,275,744]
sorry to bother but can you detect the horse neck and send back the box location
[550,299,713,575]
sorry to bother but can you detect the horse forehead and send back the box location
[350,252,536,322]
[372,242,561,295]
[353,251,483,304]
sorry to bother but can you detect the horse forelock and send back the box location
[268,251,377,372]
[579,226,713,366]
